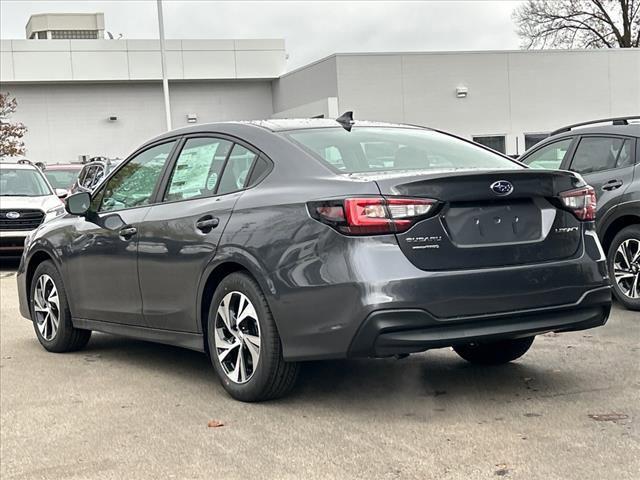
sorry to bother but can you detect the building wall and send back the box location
[3,81,274,163]
[0,39,286,82]
[276,49,640,155]
[272,56,338,115]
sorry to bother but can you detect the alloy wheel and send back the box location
[33,274,60,341]
[613,238,640,299]
[214,291,261,384]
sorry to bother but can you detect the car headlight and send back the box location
[44,205,66,223]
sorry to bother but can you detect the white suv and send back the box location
[0,162,66,255]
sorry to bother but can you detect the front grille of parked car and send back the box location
[0,209,45,231]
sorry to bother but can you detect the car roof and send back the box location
[0,162,37,170]
[45,164,83,170]
[147,118,424,144]
[238,119,422,132]
[550,123,640,139]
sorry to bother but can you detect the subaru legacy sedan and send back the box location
[17,118,611,402]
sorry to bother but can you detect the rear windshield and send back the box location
[0,168,52,197]
[44,169,80,189]
[286,127,520,173]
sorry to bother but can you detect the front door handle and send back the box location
[196,216,219,233]
[119,226,137,238]
[602,180,623,191]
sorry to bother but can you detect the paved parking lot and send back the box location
[0,259,638,480]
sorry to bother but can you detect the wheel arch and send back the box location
[25,249,58,306]
[601,213,640,253]
[197,252,276,354]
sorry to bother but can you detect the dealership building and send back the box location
[1,13,639,163]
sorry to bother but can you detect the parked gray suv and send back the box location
[17,117,611,401]
[520,116,639,310]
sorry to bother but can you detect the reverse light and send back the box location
[309,197,437,235]
[560,186,597,221]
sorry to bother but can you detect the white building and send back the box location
[1,13,639,162]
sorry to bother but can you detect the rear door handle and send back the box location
[602,180,623,191]
[119,226,137,238]
[196,216,219,233]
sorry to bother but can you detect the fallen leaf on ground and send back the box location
[494,463,509,476]
[207,419,225,428]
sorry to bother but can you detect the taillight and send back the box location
[308,197,437,235]
[560,185,596,221]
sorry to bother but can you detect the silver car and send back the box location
[0,162,67,255]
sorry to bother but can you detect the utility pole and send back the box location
[157,0,172,131]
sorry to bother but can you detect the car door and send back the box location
[137,137,263,332]
[567,136,635,224]
[64,140,177,325]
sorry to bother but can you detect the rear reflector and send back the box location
[309,197,437,235]
[560,185,597,221]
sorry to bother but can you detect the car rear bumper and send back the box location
[348,286,611,357]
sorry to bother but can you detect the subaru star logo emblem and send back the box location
[490,180,514,196]
[6,211,21,219]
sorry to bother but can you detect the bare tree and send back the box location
[0,92,27,158]
[514,0,640,48]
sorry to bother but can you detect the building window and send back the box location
[473,135,506,154]
[524,133,550,151]
[51,30,99,39]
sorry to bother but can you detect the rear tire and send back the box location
[207,272,299,402]
[607,225,640,311]
[453,337,534,365]
[30,261,91,352]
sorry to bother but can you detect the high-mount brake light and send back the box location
[559,185,597,221]
[308,197,437,235]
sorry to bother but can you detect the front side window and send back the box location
[287,127,520,174]
[570,137,628,174]
[0,168,52,197]
[217,144,258,194]
[99,142,175,212]
[164,137,232,202]
[522,138,573,170]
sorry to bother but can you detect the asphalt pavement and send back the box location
[1,258,638,479]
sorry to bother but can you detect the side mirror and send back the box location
[55,188,69,199]
[65,192,91,216]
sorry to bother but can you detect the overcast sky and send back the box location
[0,1,524,70]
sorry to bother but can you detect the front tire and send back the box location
[207,272,299,402]
[30,261,91,352]
[453,337,534,365]
[607,225,640,311]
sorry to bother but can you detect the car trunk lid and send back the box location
[362,169,585,270]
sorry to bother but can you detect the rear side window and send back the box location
[570,137,629,174]
[615,140,633,168]
[164,137,233,202]
[247,156,271,186]
[286,127,519,173]
[217,144,258,194]
[522,138,573,170]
